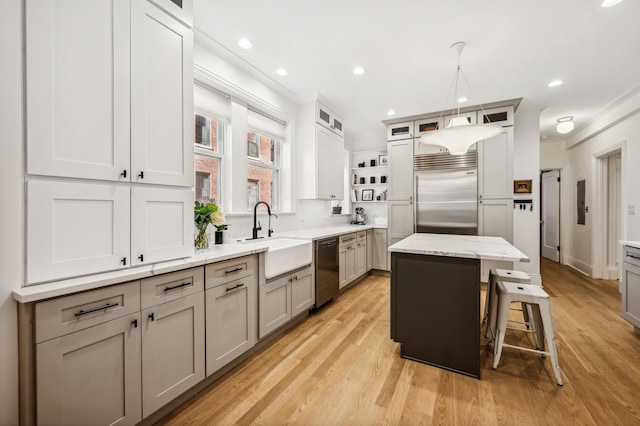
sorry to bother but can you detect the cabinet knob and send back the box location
[138,171,144,179]
[120,170,127,178]
[138,254,144,262]
[148,312,155,321]
[132,319,138,328]
[121,257,127,265]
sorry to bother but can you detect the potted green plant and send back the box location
[194,200,223,249]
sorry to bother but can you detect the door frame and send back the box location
[592,140,627,280]
[540,168,561,262]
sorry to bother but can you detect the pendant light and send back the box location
[420,42,502,155]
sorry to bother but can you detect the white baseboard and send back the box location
[566,256,593,277]
[606,266,619,280]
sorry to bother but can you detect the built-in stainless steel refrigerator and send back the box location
[414,152,477,235]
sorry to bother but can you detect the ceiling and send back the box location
[193,0,640,146]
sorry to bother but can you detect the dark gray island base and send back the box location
[390,252,481,378]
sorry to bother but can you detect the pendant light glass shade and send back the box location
[420,117,502,155]
[419,41,502,155]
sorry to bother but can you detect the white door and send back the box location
[131,186,194,266]
[607,154,622,279]
[37,314,142,426]
[131,0,193,187]
[541,170,560,262]
[141,292,205,418]
[26,0,131,182]
[27,180,131,284]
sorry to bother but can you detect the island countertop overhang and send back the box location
[388,233,530,263]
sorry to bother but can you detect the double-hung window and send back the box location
[193,82,230,203]
[247,108,285,211]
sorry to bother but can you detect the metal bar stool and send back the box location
[492,280,563,386]
[485,269,532,342]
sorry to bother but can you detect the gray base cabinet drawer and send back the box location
[141,267,204,309]
[205,255,256,289]
[35,281,141,343]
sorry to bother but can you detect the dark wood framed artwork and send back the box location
[513,179,532,194]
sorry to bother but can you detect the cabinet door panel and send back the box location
[259,275,291,338]
[477,128,513,199]
[291,268,314,317]
[316,126,344,199]
[387,140,413,200]
[206,277,257,375]
[622,262,640,327]
[356,241,367,277]
[388,201,414,240]
[372,229,388,270]
[339,246,348,288]
[478,198,513,281]
[27,180,130,284]
[131,0,193,187]
[131,186,193,266]
[37,314,142,426]
[26,0,130,182]
[366,230,373,271]
[141,292,204,418]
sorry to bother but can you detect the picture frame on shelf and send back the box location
[513,179,532,194]
[378,154,388,166]
[362,189,374,201]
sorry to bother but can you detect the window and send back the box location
[247,132,259,159]
[247,131,280,209]
[194,114,226,203]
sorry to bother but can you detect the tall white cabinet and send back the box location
[24,0,194,284]
[297,101,345,200]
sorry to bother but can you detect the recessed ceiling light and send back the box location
[457,96,469,103]
[238,39,253,49]
[602,0,623,7]
[353,66,365,75]
[387,110,396,116]
[548,80,563,87]
[276,68,288,76]
[556,116,574,134]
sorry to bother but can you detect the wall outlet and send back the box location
[628,205,636,215]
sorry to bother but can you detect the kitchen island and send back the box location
[389,233,529,379]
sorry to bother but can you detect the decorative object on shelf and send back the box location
[419,41,502,155]
[370,176,376,183]
[332,201,342,214]
[362,189,374,201]
[376,195,381,201]
[358,162,365,168]
[379,154,388,165]
[359,177,365,184]
[353,174,357,185]
[513,179,533,194]
[194,200,226,248]
[370,159,376,167]
[381,175,387,183]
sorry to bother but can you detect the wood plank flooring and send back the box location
[158,259,640,425]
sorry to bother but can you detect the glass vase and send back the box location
[194,223,210,249]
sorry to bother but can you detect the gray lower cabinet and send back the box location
[366,229,373,271]
[36,313,142,426]
[141,292,205,417]
[205,272,257,376]
[372,228,388,271]
[622,245,640,330]
[259,265,313,338]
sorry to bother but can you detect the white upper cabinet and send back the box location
[27,179,131,284]
[387,121,414,141]
[316,102,344,138]
[477,127,514,199]
[387,139,413,200]
[148,0,193,28]
[27,0,193,187]
[443,111,477,128]
[131,186,194,266]
[297,101,345,200]
[26,0,131,182]
[477,106,514,127]
[131,0,193,187]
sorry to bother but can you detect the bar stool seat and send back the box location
[492,281,563,386]
[484,269,532,342]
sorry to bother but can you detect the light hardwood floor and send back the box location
[159,259,640,425]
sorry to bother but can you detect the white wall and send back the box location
[0,0,22,423]
[548,88,640,276]
[513,101,542,284]
[540,140,568,171]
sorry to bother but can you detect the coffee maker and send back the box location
[352,207,367,225]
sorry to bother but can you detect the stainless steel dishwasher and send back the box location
[315,237,339,308]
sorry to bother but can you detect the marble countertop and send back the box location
[388,233,530,263]
[13,224,388,303]
[277,223,386,241]
[621,240,640,249]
